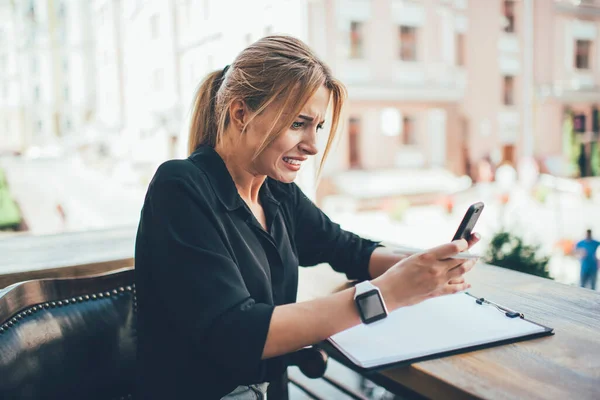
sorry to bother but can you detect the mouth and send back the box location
[282,156,304,171]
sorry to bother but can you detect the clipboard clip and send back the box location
[466,292,524,319]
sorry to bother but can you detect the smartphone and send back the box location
[452,202,484,241]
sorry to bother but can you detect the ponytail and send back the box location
[188,69,225,155]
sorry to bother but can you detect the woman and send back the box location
[134,35,479,400]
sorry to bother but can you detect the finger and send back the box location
[429,239,469,260]
[428,281,471,299]
[439,256,467,271]
[447,259,477,280]
[442,282,471,295]
[467,232,481,248]
[448,277,465,285]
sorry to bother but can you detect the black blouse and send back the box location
[134,146,381,399]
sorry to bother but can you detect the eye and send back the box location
[316,124,324,131]
[291,121,304,129]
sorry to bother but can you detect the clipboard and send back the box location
[326,291,554,373]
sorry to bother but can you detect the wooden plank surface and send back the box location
[298,263,600,400]
[0,226,135,288]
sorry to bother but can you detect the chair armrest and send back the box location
[288,346,328,379]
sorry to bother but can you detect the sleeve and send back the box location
[141,176,277,384]
[291,183,382,280]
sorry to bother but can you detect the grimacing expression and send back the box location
[246,85,330,183]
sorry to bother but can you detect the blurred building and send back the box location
[87,0,311,185]
[314,0,600,181]
[0,0,95,154]
[92,0,125,154]
[534,0,600,178]
[309,0,469,177]
[3,0,600,184]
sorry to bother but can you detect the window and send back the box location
[349,21,364,59]
[150,14,159,39]
[503,0,515,33]
[503,76,515,106]
[402,116,416,146]
[153,69,164,91]
[57,2,66,19]
[182,0,192,27]
[575,40,591,70]
[98,5,108,27]
[28,3,36,22]
[456,33,465,66]
[348,117,361,169]
[202,0,210,20]
[399,26,418,61]
[189,62,195,83]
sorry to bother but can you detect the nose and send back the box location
[299,127,319,156]
[299,139,318,156]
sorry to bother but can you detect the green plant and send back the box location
[388,197,410,222]
[532,184,549,204]
[484,231,552,279]
[591,141,600,177]
[0,168,22,229]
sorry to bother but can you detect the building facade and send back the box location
[0,0,95,154]
[308,0,469,177]
[3,0,600,182]
[533,0,600,177]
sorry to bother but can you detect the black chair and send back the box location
[0,268,332,400]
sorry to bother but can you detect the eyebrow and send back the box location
[299,114,325,124]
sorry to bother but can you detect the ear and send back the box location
[228,99,247,131]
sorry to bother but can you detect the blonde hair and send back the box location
[188,35,346,176]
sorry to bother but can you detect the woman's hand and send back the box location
[372,239,478,311]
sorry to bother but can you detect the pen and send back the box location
[465,292,524,318]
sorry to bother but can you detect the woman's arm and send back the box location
[263,239,476,359]
[263,287,360,358]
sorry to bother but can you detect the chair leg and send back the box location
[267,369,290,400]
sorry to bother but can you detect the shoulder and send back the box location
[152,159,205,182]
[147,159,215,205]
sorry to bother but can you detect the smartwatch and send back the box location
[353,281,389,324]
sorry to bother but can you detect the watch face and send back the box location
[356,290,387,324]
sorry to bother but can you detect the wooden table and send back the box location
[298,263,600,400]
[0,226,135,288]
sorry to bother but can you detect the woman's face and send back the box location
[246,85,330,183]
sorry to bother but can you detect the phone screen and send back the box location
[452,202,484,241]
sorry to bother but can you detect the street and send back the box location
[1,155,598,289]
[0,155,146,235]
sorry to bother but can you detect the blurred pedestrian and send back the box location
[575,229,600,290]
[56,203,67,229]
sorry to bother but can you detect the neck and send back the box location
[215,138,265,205]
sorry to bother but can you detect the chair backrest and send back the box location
[0,268,136,400]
